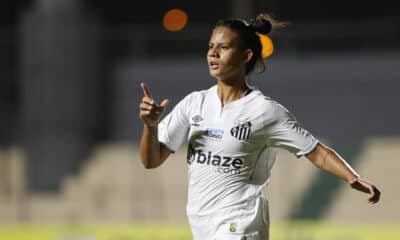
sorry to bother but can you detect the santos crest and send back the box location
[230,121,252,141]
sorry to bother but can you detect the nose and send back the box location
[208,47,218,58]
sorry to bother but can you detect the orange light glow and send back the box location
[257,34,274,58]
[163,9,188,32]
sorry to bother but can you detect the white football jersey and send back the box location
[158,84,318,217]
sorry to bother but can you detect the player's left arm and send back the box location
[306,143,381,204]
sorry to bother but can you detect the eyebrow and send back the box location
[208,41,232,46]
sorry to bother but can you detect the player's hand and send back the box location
[350,178,381,204]
[139,83,169,128]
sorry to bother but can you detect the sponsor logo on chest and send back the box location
[187,144,244,175]
[204,128,224,140]
[191,114,253,141]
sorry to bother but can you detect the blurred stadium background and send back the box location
[1,0,400,239]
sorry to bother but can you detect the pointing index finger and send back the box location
[140,82,153,98]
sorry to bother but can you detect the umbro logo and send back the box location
[192,115,203,122]
[230,121,252,141]
[191,115,203,126]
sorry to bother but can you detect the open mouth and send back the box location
[209,61,219,70]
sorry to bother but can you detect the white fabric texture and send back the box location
[158,84,318,239]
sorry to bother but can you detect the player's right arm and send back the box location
[139,82,172,169]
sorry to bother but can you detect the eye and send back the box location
[208,44,214,49]
[221,45,229,50]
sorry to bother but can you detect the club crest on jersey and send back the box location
[230,120,252,141]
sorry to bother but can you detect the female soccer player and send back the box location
[139,14,381,240]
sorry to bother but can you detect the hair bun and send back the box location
[250,18,272,35]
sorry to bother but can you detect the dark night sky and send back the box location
[3,0,399,25]
[90,0,400,23]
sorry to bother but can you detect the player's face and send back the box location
[207,26,249,81]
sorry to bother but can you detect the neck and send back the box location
[217,78,248,106]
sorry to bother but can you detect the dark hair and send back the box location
[215,14,285,74]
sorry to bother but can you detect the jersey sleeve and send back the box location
[264,102,318,158]
[157,93,192,152]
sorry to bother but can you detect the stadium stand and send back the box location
[0,138,398,223]
[325,137,400,222]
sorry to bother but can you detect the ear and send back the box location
[243,49,253,64]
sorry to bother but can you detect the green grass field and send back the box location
[0,221,399,240]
